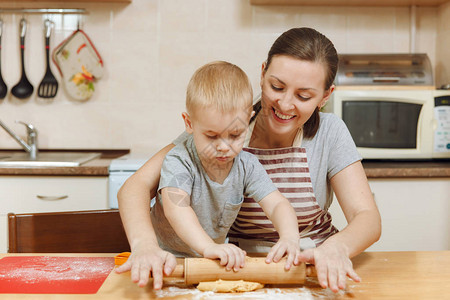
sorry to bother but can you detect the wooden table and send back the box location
[1,251,449,299]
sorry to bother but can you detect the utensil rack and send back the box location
[0,8,87,15]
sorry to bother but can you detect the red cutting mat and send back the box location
[0,256,115,294]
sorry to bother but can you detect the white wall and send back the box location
[436,2,450,87]
[0,0,446,155]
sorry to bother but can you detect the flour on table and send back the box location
[154,285,315,299]
[0,256,113,283]
[154,277,350,299]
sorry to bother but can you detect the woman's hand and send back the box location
[203,243,246,272]
[298,241,361,293]
[265,237,300,270]
[115,242,177,290]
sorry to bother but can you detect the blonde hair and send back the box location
[186,61,253,117]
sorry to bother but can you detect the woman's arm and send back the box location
[115,144,176,289]
[329,161,381,257]
[299,161,381,293]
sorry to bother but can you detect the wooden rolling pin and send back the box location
[115,252,316,284]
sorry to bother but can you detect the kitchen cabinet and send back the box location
[250,0,449,6]
[328,178,450,251]
[0,175,108,253]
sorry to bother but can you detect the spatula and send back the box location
[37,19,58,99]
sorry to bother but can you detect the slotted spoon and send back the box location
[37,19,58,99]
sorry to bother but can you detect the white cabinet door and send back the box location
[0,176,108,252]
[328,178,450,251]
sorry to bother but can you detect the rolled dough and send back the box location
[196,279,264,293]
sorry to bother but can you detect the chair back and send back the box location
[8,209,130,253]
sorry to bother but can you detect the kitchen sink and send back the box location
[0,152,101,167]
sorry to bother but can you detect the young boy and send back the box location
[151,61,300,271]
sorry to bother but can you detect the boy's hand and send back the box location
[115,242,177,290]
[203,243,246,272]
[265,238,300,270]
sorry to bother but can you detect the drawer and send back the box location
[0,176,108,214]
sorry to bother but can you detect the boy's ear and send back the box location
[182,112,194,133]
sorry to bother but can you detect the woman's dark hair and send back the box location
[258,27,338,139]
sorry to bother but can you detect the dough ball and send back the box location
[196,279,264,293]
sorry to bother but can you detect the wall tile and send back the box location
[393,7,410,53]
[160,0,207,33]
[158,32,208,110]
[438,2,450,32]
[205,32,262,86]
[111,0,157,33]
[109,31,158,105]
[415,7,437,78]
[207,0,253,33]
[253,6,299,33]
[0,0,448,153]
[345,7,397,53]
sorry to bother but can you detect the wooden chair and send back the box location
[8,209,131,253]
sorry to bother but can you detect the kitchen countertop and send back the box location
[0,150,128,176]
[1,251,449,299]
[0,150,449,178]
[362,160,450,178]
[0,158,113,176]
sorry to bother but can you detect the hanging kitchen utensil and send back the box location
[52,29,103,101]
[11,18,33,99]
[0,19,7,99]
[37,19,58,99]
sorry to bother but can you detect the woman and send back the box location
[116,27,381,293]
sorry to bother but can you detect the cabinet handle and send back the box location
[37,195,68,201]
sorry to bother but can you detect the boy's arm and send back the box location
[258,190,300,268]
[161,187,246,270]
[116,144,177,289]
[161,187,214,254]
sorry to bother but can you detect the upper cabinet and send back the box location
[250,0,449,6]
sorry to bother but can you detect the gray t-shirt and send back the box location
[151,134,277,257]
[172,112,362,211]
[302,112,362,210]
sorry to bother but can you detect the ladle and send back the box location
[11,18,33,99]
[0,19,7,99]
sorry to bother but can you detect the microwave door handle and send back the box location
[373,77,401,83]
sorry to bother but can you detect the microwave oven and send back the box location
[326,89,450,160]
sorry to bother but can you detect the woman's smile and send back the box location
[272,107,296,122]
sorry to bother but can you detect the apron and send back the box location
[228,121,338,252]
